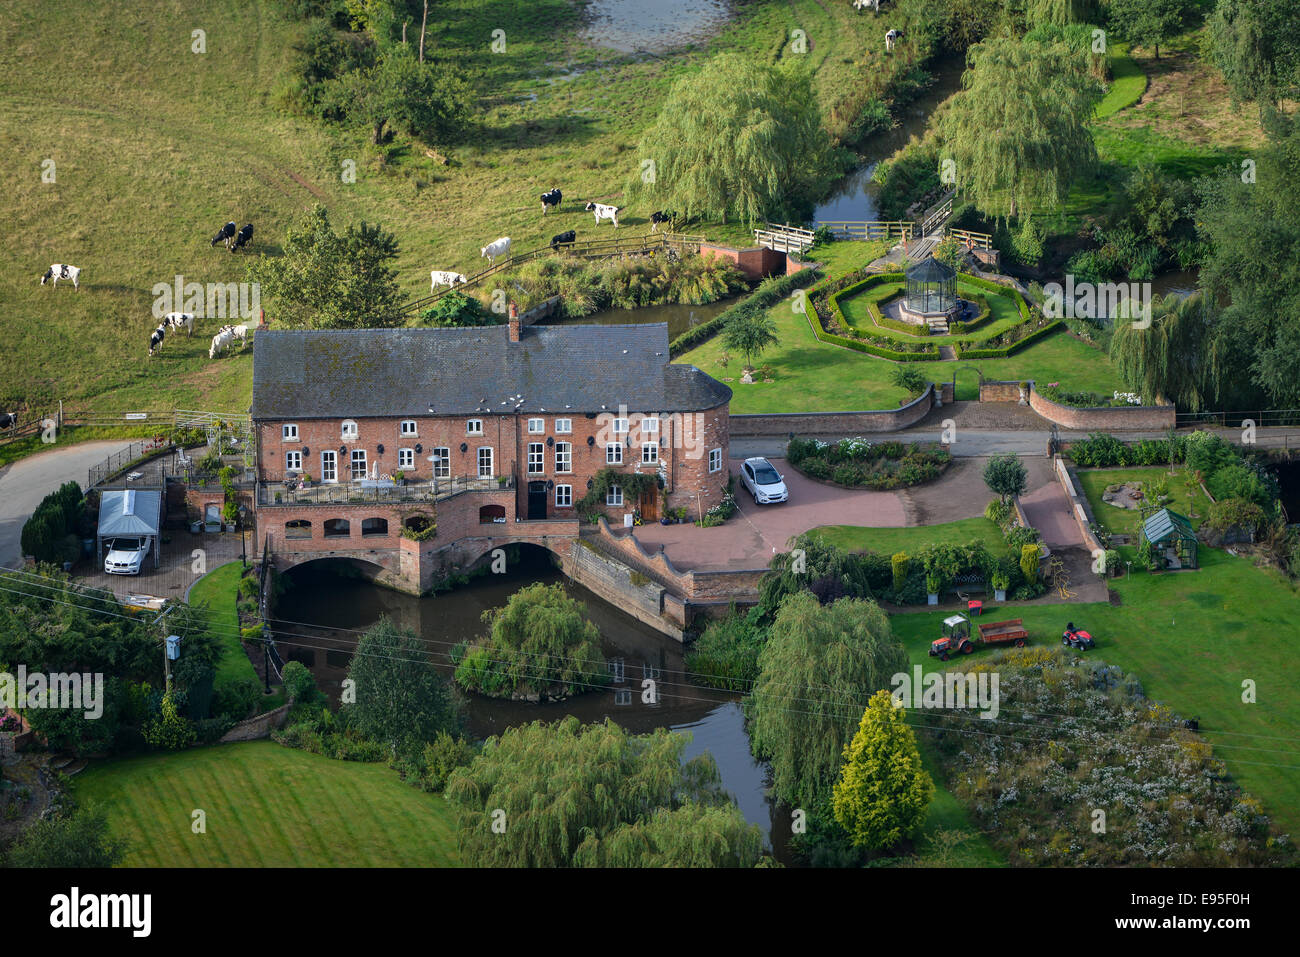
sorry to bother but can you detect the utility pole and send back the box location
[419,0,428,63]
[155,604,178,691]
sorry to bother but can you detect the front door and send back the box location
[639,486,659,521]
[528,481,548,520]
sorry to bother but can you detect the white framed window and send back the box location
[555,418,572,434]
[641,442,658,465]
[612,417,629,435]
[477,447,494,477]
[282,424,299,441]
[320,450,337,483]
[641,417,659,435]
[555,442,572,473]
[555,485,572,507]
[606,443,622,465]
[350,449,367,479]
[400,420,417,436]
[606,484,623,507]
[285,450,302,472]
[466,419,483,436]
[527,418,545,434]
[527,442,544,474]
[709,448,723,473]
[398,448,414,469]
[432,447,450,479]
[341,419,358,439]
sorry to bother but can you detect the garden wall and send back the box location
[1054,456,1104,555]
[729,385,936,437]
[1029,384,1175,431]
[219,703,291,743]
[699,243,787,280]
[980,380,1024,402]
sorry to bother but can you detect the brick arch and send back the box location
[455,538,571,574]
[275,552,399,583]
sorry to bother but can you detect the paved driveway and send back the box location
[0,440,136,569]
[632,458,905,570]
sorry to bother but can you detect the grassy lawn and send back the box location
[186,560,281,700]
[888,546,1300,838]
[837,279,1025,344]
[1075,466,1212,540]
[908,747,1004,867]
[677,264,1125,413]
[0,0,936,416]
[75,740,460,867]
[814,517,1004,555]
[1094,43,1147,119]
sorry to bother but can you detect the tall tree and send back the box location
[1106,0,1194,59]
[626,54,833,225]
[748,593,909,811]
[832,690,933,849]
[1210,0,1300,107]
[445,717,759,867]
[1195,111,1300,408]
[938,36,1100,219]
[344,618,461,751]
[574,803,764,868]
[983,453,1028,503]
[1108,292,1218,410]
[248,204,404,329]
[326,50,472,145]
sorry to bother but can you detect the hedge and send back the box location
[669,267,821,356]
[955,320,1064,358]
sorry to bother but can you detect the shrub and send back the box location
[420,732,477,792]
[281,660,320,705]
[891,552,909,592]
[1020,544,1041,582]
[685,611,769,691]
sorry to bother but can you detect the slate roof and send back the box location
[97,489,162,538]
[906,256,956,282]
[251,324,731,419]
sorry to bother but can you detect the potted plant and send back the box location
[926,570,942,606]
[498,475,508,488]
[1018,381,1030,405]
[991,570,1009,603]
[393,469,406,486]
[302,473,313,488]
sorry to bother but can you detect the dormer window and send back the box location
[341,419,359,440]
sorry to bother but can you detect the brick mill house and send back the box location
[250,318,732,596]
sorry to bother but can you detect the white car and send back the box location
[740,457,788,504]
[104,538,148,575]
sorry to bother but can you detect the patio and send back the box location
[72,528,245,606]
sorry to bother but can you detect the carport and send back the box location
[97,488,163,568]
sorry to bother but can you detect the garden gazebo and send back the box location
[905,256,957,315]
[1140,507,1198,570]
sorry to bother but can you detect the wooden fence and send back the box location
[947,227,994,250]
[755,223,815,253]
[814,220,915,242]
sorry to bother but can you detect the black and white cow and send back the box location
[550,230,576,250]
[541,188,562,214]
[148,323,166,357]
[0,412,15,431]
[211,221,237,248]
[163,312,195,335]
[649,210,675,233]
[230,223,254,253]
[885,28,903,51]
[40,264,80,289]
[585,202,621,228]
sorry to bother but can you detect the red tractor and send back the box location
[1062,621,1095,650]
[929,615,975,660]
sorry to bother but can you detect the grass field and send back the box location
[677,278,1125,413]
[75,740,460,866]
[186,560,284,701]
[889,545,1300,839]
[0,0,938,418]
[1075,466,1212,540]
[814,517,1005,555]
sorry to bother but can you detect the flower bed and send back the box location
[1036,385,1145,408]
[786,436,952,490]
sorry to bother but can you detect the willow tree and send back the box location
[937,36,1100,219]
[1108,292,1218,411]
[574,803,763,868]
[1024,0,1099,27]
[748,593,908,812]
[625,54,832,225]
[1210,0,1300,107]
[445,717,757,867]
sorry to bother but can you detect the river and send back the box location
[581,0,733,53]
[269,549,792,857]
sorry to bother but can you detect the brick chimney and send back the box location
[508,302,520,342]
[258,309,268,329]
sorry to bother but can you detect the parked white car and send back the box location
[104,537,148,575]
[740,457,788,504]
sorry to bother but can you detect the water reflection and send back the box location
[270,550,785,854]
[581,0,732,53]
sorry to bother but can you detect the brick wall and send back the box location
[730,385,935,436]
[699,243,786,280]
[1029,385,1176,431]
[219,703,292,743]
[786,254,820,276]
[1055,456,1103,555]
[979,380,1025,402]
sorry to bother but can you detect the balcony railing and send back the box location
[256,474,514,507]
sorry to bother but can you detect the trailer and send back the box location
[930,615,1029,660]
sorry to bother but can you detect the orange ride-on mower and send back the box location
[930,615,975,661]
[1062,621,1095,650]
